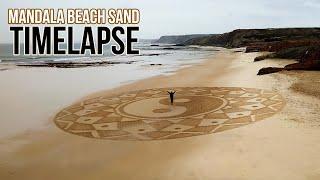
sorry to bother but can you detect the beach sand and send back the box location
[1,49,320,180]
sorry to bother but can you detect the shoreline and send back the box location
[0,49,212,139]
[1,49,320,179]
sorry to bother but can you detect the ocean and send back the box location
[0,41,218,76]
[0,41,218,138]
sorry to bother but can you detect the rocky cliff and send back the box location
[184,28,320,47]
[155,34,212,44]
[182,28,320,75]
[156,28,320,74]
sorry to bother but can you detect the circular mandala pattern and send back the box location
[54,87,285,140]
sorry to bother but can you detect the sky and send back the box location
[1,0,320,43]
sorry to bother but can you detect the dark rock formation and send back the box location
[257,45,320,74]
[285,61,320,71]
[163,47,175,50]
[172,44,185,46]
[138,53,161,56]
[17,61,134,68]
[257,67,284,75]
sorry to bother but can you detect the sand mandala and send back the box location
[54,87,285,140]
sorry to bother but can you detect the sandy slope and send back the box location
[1,49,320,180]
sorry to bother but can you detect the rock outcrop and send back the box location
[257,67,284,75]
[17,61,134,68]
[256,45,320,74]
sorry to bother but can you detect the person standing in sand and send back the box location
[167,90,176,105]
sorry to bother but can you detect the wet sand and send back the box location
[1,49,320,180]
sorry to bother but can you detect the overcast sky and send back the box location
[1,0,320,43]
